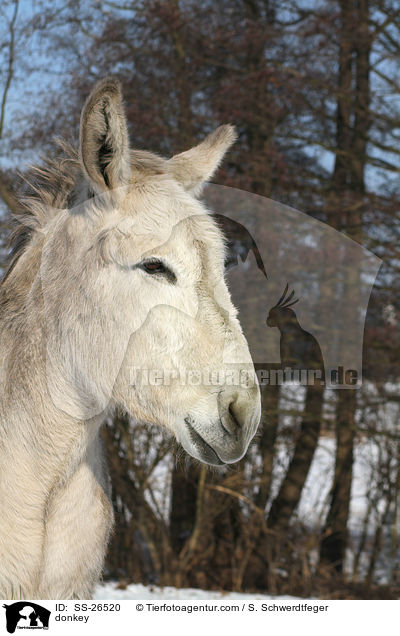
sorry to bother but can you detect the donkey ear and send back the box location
[79,78,130,193]
[167,125,237,195]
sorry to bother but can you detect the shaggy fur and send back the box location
[0,79,260,599]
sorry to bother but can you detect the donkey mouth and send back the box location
[184,419,225,466]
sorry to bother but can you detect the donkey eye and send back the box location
[142,260,165,273]
[140,259,176,283]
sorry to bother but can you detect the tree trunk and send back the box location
[268,385,324,530]
[169,462,200,553]
[320,390,356,570]
[255,383,281,508]
[320,0,371,572]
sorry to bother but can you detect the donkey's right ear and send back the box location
[79,78,131,193]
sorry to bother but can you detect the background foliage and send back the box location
[1,0,400,598]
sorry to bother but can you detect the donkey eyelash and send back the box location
[138,259,177,283]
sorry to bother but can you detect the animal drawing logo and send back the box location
[2,602,51,633]
[213,214,268,278]
[267,283,325,383]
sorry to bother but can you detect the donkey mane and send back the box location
[3,141,80,282]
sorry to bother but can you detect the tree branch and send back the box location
[0,0,19,141]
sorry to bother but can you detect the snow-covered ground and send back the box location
[94,582,299,600]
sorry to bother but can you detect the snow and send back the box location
[94,582,299,600]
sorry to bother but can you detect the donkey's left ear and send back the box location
[79,78,130,193]
[167,125,237,195]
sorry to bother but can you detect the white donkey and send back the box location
[0,79,260,599]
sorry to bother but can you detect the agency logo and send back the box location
[205,184,382,389]
[2,603,51,633]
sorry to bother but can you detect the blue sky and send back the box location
[1,0,399,194]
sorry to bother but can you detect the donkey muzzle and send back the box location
[182,392,260,466]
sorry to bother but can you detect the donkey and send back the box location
[0,79,260,599]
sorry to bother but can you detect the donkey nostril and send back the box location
[219,401,242,439]
[228,402,241,429]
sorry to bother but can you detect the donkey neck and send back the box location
[0,236,103,484]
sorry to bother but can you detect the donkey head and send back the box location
[40,79,260,466]
[266,283,299,328]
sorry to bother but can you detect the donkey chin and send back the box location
[180,403,260,466]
